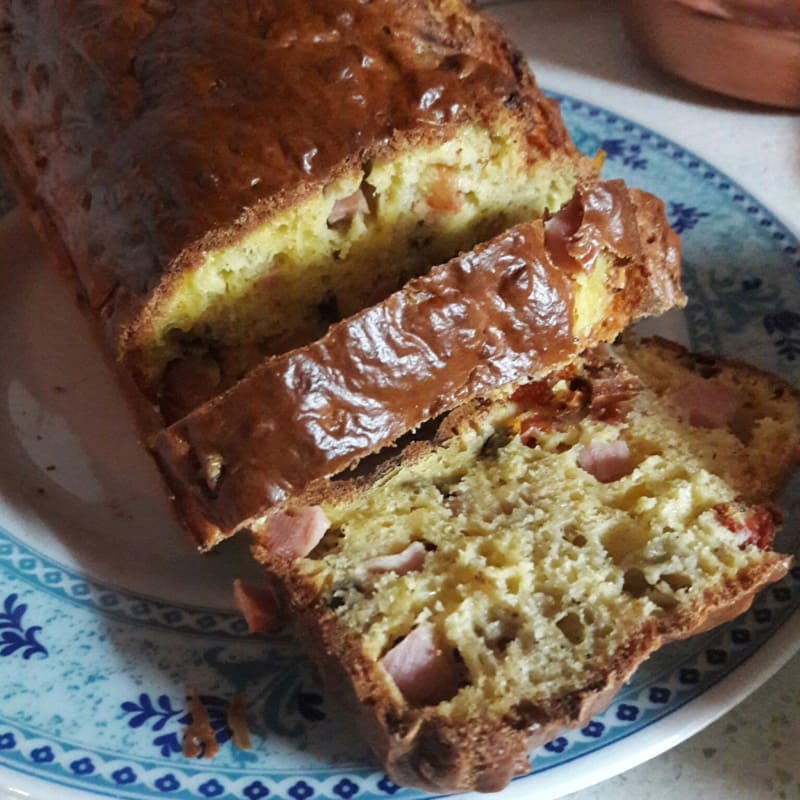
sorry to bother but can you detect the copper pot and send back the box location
[621,0,800,108]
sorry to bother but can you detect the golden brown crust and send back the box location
[155,181,683,549]
[0,0,575,389]
[272,554,789,793]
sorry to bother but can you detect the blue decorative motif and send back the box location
[112,766,137,785]
[70,757,95,775]
[679,668,700,685]
[0,593,48,659]
[288,780,314,800]
[122,693,189,758]
[122,693,187,732]
[600,138,648,170]
[706,649,727,665]
[667,201,710,234]
[155,773,181,793]
[764,310,800,361]
[581,721,605,738]
[569,130,648,170]
[0,732,16,750]
[616,704,639,722]
[334,778,360,799]
[773,587,791,602]
[377,776,400,795]
[121,693,234,758]
[544,737,568,753]
[198,778,225,797]
[731,629,751,645]
[30,745,54,763]
[649,687,671,704]
[244,780,271,800]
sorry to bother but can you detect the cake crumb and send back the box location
[227,694,252,750]
[182,689,219,759]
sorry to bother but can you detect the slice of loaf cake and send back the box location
[250,338,799,793]
[0,0,594,420]
[155,182,684,549]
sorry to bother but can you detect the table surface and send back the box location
[0,3,796,799]
[483,1,799,798]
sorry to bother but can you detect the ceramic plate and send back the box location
[1,94,799,800]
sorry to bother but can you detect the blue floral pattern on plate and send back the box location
[0,93,798,800]
[0,594,48,660]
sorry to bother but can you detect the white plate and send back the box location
[1,95,799,800]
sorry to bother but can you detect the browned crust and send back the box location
[156,182,683,549]
[293,330,800,517]
[270,554,789,793]
[0,0,582,396]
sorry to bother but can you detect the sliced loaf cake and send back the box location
[0,0,594,420]
[156,182,684,548]
[249,338,800,792]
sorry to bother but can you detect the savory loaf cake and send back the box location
[250,338,800,793]
[0,0,593,419]
[156,181,684,549]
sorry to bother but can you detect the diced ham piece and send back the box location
[363,541,427,576]
[327,187,369,227]
[233,579,281,634]
[578,439,633,483]
[669,377,741,428]
[260,505,330,559]
[713,501,779,551]
[380,623,459,706]
[424,166,463,213]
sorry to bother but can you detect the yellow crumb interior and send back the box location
[136,120,585,388]
[294,343,797,721]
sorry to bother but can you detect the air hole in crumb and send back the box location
[326,594,345,610]
[434,480,457,499]
[480,610,520,655]
[308,527,343,559]
[557,612,585,644]
[564,524,586,548]
[602,524,650,565]
[622,567,650,598]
